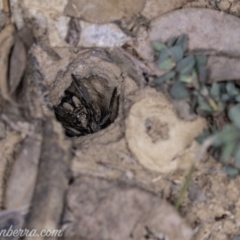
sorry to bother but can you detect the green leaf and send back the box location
[193,92,210,114]
[169,81,189,99]
[153,71,176,85]
[179,70,197,84]
[200,86,209,97]
[158,58,175,70]
[226,82,239,96]
[222,166,239,178]
[198,65,207,84]
[228,104,240,129]
[221,93,231,102]
[220,141,236,162]
[209,124,218,133]
[158,49,175,70]
[214,125,240,144]
[190,94,198,113]
[167,36,177,47]
[210,82,220,101]
[235,95,240,102]
[168,45,184,62]
[175,34,188,53]
[158,49,168,62]
[211,134,224,147]
[197,95,212,113]
[152,41,167,51]
[176,55,195,75]
[208,98,220,112]
[195,55,207,67]
[195,129,212,144]
[234,144,240,169]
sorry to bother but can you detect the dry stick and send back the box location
[175,136,215,209]
[118,47,153,75]
[175,165,194,210]
[195,136,215,163]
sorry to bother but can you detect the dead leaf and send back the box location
[5,136,41,210]
[25,119,71,237]
[17,26,34,52]
[63,176,193,240]
[0,24,15,103]
[149,8,240,57]
[64,0,146,24]
[9,35,27,94]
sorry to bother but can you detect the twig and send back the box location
[118,47,152,74]
[195,136,215,162]
[175,136,215,209]
[175,165,194,210]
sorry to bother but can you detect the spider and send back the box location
[54,74,118,137]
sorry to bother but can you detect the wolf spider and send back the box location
[54,74,118,137]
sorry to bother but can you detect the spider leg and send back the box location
[90,102,101,122]
[65,126,90,137]
[71,74,90,106]
[54,106,70,123]
[71,74,101,121]
[54,104,88,134]
[60,95,74,106]
[99,87,117,127]
[109,87,117,113]
[65,126,82,137]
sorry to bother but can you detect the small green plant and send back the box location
[152,34,240,177]
[151,34,205,99]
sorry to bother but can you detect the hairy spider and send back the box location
[54,74,118,137]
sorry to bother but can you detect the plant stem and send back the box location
[175,165,194,210]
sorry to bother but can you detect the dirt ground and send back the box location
[1,0,240,240]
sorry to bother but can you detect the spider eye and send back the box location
[63,102,74,112]
[72,96,81,107]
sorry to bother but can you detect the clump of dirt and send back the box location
[125,88,206,173]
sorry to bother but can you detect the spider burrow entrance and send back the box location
[54,74,119,137]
